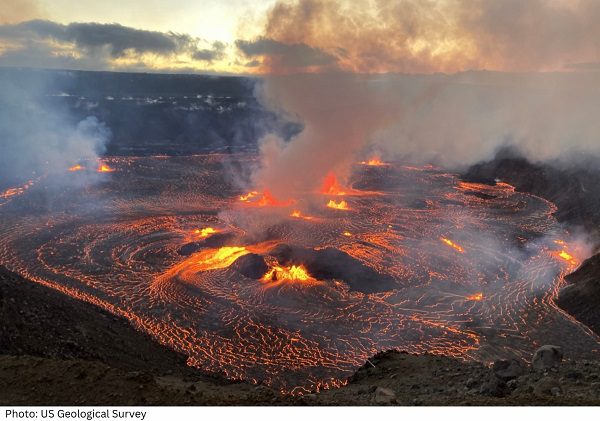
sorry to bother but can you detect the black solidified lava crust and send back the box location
[269,244,396,293]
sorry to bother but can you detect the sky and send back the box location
[1,0,599,75]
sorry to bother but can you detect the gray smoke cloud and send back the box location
[236,38,336,69]
[0,19,226,71]
[250,70,600,199]
[0,71,110,190]
[239,0,600,74]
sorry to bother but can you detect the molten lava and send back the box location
[97,164,114,173]
[257,190,278,206]
[440,237,464,253]
[239,191,259,202]
[290,210,314,220]
[262,263,312,283]
[360,157,387,166]
[556,250,577,265]
[239,190,293,207]
[321,172,347,196]
[466,292,484,301]
[5,155,597,394]
[552,240,578,266]
[193,227,218,238]
[195,246,249,270]
[0,179,35,201]
[327,199,349,210]
[68,164,84,172]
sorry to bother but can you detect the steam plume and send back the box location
[0,71,111,189]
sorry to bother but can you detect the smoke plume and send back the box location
[250,70,600,199]
[238,0,600,74]
[239,1,600,198]
[0,70,111,189]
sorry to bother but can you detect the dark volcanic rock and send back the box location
[0,266,194,375]
[463,148,600,231]
[230,254,268,279]
[532,345,563,372]
[533,376,562,398]
[557,254,600,335]
[492,359,526,381]
[269,244,396,293]
[178,233,236,256]
[479,374,508,397]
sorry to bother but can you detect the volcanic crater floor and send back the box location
[1,154,599,394]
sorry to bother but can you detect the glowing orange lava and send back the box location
[552,240,578,266]
[440,237,464,253]
[466,292,484,301]
[262,263,312,283]
[321,172,347,196]
[360,157,387,166]
[556,250,577,265]
[97,164,114,172]
[239,191,259,202]
[257,190,278,206]
[68,164,84,172]
[239,190,293,207]
[0,179,35,200]
[195,246,250,270]
[290,210,314,220]
[343,231,353,237]
[193,227,218,238]
[327,200,349,210]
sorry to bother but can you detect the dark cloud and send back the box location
[235,37,336,70]
[0,19,195,58]
[192,41,226,62]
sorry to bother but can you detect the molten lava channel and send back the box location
[195,246,250,270]
[440,237,464,253]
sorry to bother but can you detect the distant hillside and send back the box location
[0,67,298,156]
[0,67,255,98]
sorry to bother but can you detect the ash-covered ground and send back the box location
[1,154,598,394]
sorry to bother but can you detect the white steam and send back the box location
[251,71,600,198]
[0,72,110,189]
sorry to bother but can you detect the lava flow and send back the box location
[0,179,37,206]
[240,190,293,207]
[440,237,464,253]
[97,163,115,172]
[195,246,250,270]
[466,292,484,301]
[193,227,218,238]
[290,210,314,220]
[1,154,598,394]
[360,157,387,166]
[326,199,349,210]
[68,164,85,172]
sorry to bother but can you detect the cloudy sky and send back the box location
[1,0,599,74]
